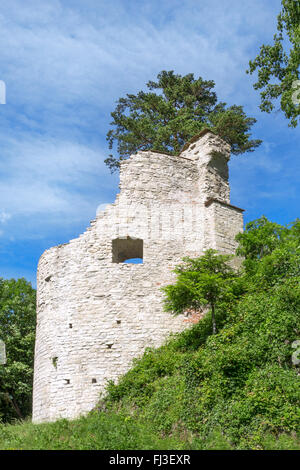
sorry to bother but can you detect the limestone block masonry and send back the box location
[32,130,244,423]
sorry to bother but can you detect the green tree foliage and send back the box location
[236,216,288,260]
[0,278,36,423]
[248,0,300,127]
[104,218,300,449]
[163,250,240,334]
[236,216,300,283]
[106,70,262,171]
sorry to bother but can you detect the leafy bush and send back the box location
[103,217,300,449]
[0,278,36,423]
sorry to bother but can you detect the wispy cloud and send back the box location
[0,211,11,224]
[0,0,281,119]
[0,132,118,239]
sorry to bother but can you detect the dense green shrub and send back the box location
[103,217,300,449]
[0,278,36,423]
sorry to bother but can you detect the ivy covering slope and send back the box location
[104,217,300,449]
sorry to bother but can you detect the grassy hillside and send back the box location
[0,217,300,450]
[0,298,299,450]
[102,290,300,450]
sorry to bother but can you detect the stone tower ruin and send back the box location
[32,130,244,423]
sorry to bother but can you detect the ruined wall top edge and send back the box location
[37,131,231,267]
[120,131,231,165]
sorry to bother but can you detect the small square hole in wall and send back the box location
[64,379,70,385]
[112,237,143,263]
[69,323,72,328]
[92,378,97,384]
[116,320,121,325]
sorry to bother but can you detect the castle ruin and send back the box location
[32,130,244,423]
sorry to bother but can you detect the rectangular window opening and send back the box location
[112,237,143,264]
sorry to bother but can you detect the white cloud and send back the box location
[96,203,111,216]
[0,0,282,121]
[0,132,118,239]
[0,211,11,224]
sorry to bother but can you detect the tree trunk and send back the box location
[211,304,217,334]
[6,393,23,420]
[12,396,23,420]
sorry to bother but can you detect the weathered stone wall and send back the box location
[32,131,244,423]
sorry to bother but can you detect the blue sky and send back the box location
[0,0,299,286]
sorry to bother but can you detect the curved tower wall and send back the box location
[33,131,244,422]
